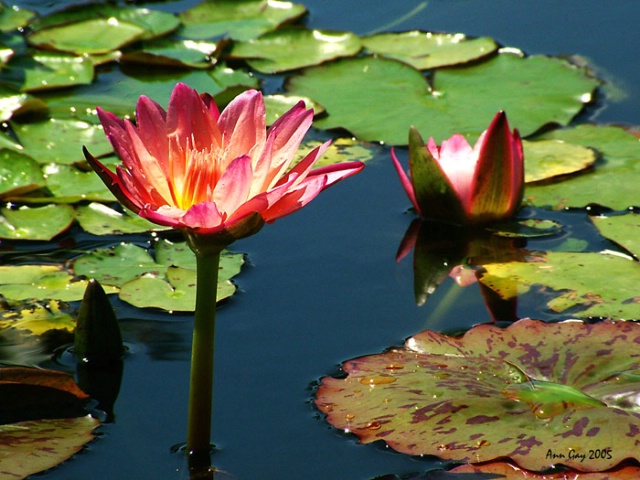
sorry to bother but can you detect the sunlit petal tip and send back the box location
[391,148,420,213]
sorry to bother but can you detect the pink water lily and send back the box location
[391,111,524,226]
[83,83,364,242]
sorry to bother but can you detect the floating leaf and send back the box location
[40,163,115,203]
[287,53,599,145]
[27,18,146,55]
[73,241,243,311]
[0,149,45,199]
[524,139,597,184]
[0,51,94,92]
[230,28,361,73]
[121,38,222,69]
[0,4,34,33]
[0,265,118,302]
[526,125,640,209]
[33,5,180,42]
[362,31,498,70]
[75,203,170,235]
[479,250,640,319]
[487,218,563,238]
[316,319,640,471]
[264,94,324,125]
[12,119,113,165]
[447,462,640,478]
[591,214,640,258]
[0,86,47,121]
[179,0,306,42]
[0,204,75,241]
[0,300,75,335]
[294,137,380,168]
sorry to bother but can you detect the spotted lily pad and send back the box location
[230,28,361,73]
[479,250,640,319]
[526,125,640,210]
[362,31,498,70]
[0,300,74,335]
[75,203,170,235]
[179,0,306,41]
[287,52,599,145]
[447,462,640,478]
[316,319,640,471]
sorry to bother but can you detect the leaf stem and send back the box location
[186,249,221,455]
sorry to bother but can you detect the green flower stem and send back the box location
[186,249,221,455]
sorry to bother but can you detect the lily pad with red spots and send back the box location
[315,319,640,472]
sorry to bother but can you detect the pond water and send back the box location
[7,1,640,479]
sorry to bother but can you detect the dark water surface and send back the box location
[21,1,640,479]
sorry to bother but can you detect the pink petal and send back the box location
[181,201,226,230]
[166,83,222,153]
[139,205,183,229]
[434,134,477,211]
[395,219,420,262]
[212,154,253,215]
[218,89,266,168]
[262,175,328,223]
[135,95,169,170]
[391,148,420,214]
[97,107,138,170]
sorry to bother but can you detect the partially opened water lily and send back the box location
[84,83,364,245]
[83,83,364,465]
[391,111,524,226]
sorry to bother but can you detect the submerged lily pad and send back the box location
[526,125,640,210]
[230,28,361,73]
[316,319,640,471]
[479,250,640,319]
[287,52,599,145]
[0,300,75,335]
[362,31,498,70]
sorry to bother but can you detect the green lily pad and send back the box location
[479,250,640,319]
[0,300,75,334]
[41,164,115,203]
[264,94,324,125]
[448,462,640,478]
[526,125,640,210]
[591,213,640,259]
[27,18,146,55]
[73,241,243,311]
[294,136,380,168]
[0,204,75,241]
[0,86,48,121]
[316,319,640,471]
[0,4,34,33]
[0,51,94,92]
[0,264,117,302]
[0,149,45,199]
[230,28,361,73]
[362,31,498,70]
[75,203,170,236]
[42,66,257,123]
[524,139,597,184]
[179,0,306,42]
[287,52,599,145]
[487,218,563,238]
[121,38,222,69]
[12,119,113,165]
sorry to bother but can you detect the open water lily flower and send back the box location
[83,83,364,242]
[391,111,523,226]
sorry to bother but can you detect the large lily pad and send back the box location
[524,139,597,184]
[287,52,599,145]
[27,18,146,55]
[75,203,170,236]
[0,149,45,199]
[179,0,306,42]
[120,38,222,69]
[0,86,47,121]
[362,31,498,70]
[479,250,640,319]
[526,125,640,210]
[591,213,640,258]
[230,28,361,73]
[316,319,640,471]
[447,462,640,478]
